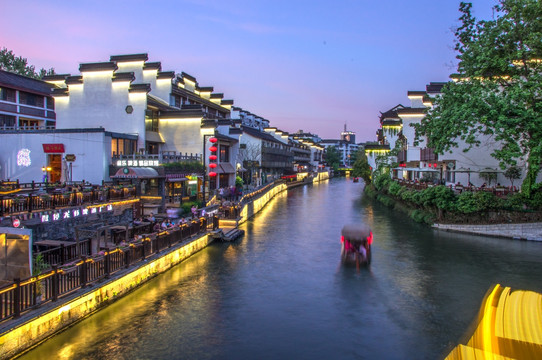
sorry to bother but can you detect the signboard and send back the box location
[116,159,159,167]
[65,154,76,162]
[42,144,65,153]
[12,218,20,228]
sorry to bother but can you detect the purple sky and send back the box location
[1,0,496,141]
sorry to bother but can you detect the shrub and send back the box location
[373,173,391,192]
[388,182,402,196]
[456,192,479,214]
[433,186,457,212]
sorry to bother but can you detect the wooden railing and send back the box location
[0,216,219,323]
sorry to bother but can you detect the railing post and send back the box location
[13,278,21,318]
[142,241,146,260]
[124,247,131,268]
[60,244,65,265]
[80,256,88,288]
[27,194,33,213]
[105,248,111,278]
[52,265,59,301]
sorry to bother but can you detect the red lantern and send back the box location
[209,155,217,161]
[209,172,217,177]
[209,163,217,169]
[209,137,217,143]
[209,146,217,152]
[428,163,432,167]
[434,163,438,168]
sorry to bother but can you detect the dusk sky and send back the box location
[2,0,496,141]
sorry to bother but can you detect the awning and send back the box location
[111,167,159,179]
[145,131,165,144]
[167,177,188,182]
[216,163,236,174]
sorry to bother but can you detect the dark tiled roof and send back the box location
[65,76,83,85]
[382,119,401,126]
[52,88,69,97]
[397,107,426,116]
[197,86,214,92]
[365,143,390,150]
[210,93,223,99]
[221,99,234,106]
[181,72,196,83]
[112,72,135,82]
[241,125,282,143]
[143,62,162,71]
[79,62,117,72]
[407,90,426,97]
[128,83,151,93]
[110,53,149,62]
[215,132,238,143]
[0,70,54,96]
[426,82,447,93]
[229,127,242,135]
[379,104,404,121]
[147,94,176,111]
[42,74,70,82]
[157,71,175,80]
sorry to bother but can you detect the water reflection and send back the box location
[19,178,542,360]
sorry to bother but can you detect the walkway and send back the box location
[433,222,542,241]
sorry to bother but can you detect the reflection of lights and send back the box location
[447,284,542,359]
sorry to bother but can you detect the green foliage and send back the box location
[373,173,392,192]
[0,47,55,79]
[235,176,243,187]
[504,166,522,187]
[413,0,542,197]
[162,161,205,173]
[324,146,341,171]
[478,171,498,186]
[32,253,49,276]
[351,149,372,184]
[387,181,402,196]
[180,200,203,215]
[377,194,395,208]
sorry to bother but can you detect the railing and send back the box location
[0,187,136,216]
[0,216,219,323]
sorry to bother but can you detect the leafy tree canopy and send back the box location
[324,146,341,171]
[352,149,372,184]
[413,0,542,196]
[0,47,55,79]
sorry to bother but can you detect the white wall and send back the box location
[0,131,109,184]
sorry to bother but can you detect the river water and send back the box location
[18,179,542,359]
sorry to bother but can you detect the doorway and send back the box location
[47,154,62,183]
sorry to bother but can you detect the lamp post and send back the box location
[41,166,51,185]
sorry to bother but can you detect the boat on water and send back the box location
[353,177,359,183]
[340,224,372,268]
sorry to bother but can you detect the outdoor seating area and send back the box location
[394,178,519,197]
[0,181,137,216]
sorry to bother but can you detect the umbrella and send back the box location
[478,167,502,186]
[453,167,473,184]
[341,224,371,244]
[417,168,439,172]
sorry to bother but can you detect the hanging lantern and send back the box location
[434,163,438,168]
[209,172,217,177]
[209,146,217,152]
[209,155,217,161]
[209,163,217,169]
[209,137,217,143]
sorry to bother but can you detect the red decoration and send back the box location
[434,163,438,168]
[209,163,217,169]
[209,172,217,177]
[209,137,217,143]
[209,155,217,161]
[428,163,432,167]
[209,146,217,152]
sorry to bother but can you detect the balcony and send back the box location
[420,148,438,162]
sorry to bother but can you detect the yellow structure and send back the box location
[446,284,542,359]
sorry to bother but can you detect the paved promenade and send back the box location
[433,222,542,241]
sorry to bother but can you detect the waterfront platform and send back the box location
[434,222,542,241]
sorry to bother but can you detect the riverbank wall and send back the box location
[365,184,542,241]
[0,232,213,360]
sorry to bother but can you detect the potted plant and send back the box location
[32,253,49,303]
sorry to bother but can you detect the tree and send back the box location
[413,0,542,196]
[351,149,372,184]
[237,142,261,185]
[504,165,521,188]
[0,47,55,79]
[323,146,341,171]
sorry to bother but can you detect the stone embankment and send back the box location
[433,222,542,241]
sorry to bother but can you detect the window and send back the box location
[19,91,44,107]
[111,138,136,156]
[220,145,229,162]
[0,115,15,127]
[46,97,54,110]
[145,109,159,132]
[0,87,16,102]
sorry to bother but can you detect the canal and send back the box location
[19,179,542,359]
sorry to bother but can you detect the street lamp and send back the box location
[41,166,52,185]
